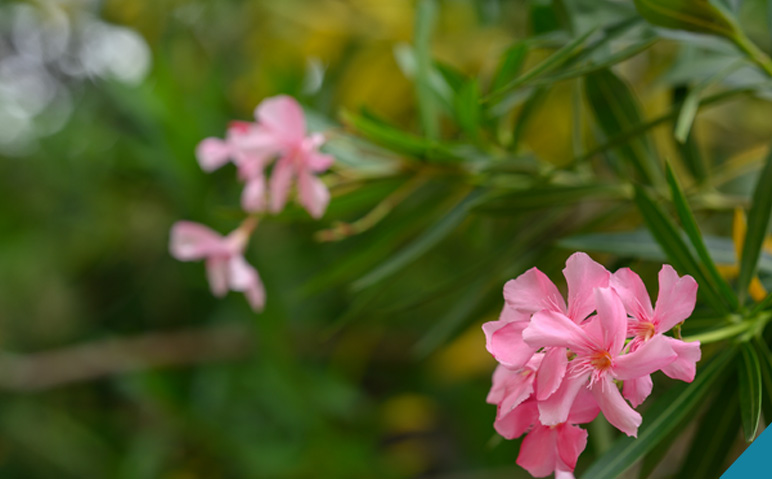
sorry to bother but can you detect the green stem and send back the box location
[683,321,753,344]
[733,32,772,78]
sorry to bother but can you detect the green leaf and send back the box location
[581,346,738,479]
[666,162,739,310]
[752,337,772,424]
[737,146,772,304]
[674,380,740,479]
[739,342,763,441]
[671,86,709,183]
[491,43,528,93]
[674,59,743,145]
[486,27,596,103]
[341,111,463,162]
[454,79,481,140]
[529,37,657,88]
[510,86,550,151]
[474,183,630,213]
[633,0,738,39]
[351,189,480,291]
[634,186,729,313]
[559,230,772,273]
[674,87,701,144]
[415,0,440,139]
[585,69,662,185]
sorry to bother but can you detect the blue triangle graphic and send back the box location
[721,426,771,478]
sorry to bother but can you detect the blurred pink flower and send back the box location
[196,121,272,213]
[252,95,335,219]
[169,219,265,312]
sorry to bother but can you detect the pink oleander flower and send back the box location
[169,218,265,312]
[611,265,701,406]
[196,120,271,213]
[245,95,334,219]
[484,253,610,401]
[490,387,599,479]
[523,287,677,437]
[487,354,543,435]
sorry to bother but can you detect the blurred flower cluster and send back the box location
[171,95,334,311]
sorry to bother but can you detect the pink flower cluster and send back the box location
[483,252,701,479]
[169,96,334,311]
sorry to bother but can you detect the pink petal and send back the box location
[228,255,265,312]
[594,287,628,355]
[591,377,641,437]
[517,424,557,478]
[487,364,516,404]
[230,123,283,157]
[555,469,577,479]
[660,337,701,382]
[499,371,536,418]
[269,157,294,214]
[196,137,232,172]
[563,252,610,322]
[236,154,269,181]
[612,334,676,380]
[556,423,588,471]
[538,372,588,426]
[503,268,566,315]
[536,347,567,401]
[482,320,534,370]
[653,265,698,332]
[499,303,530,323]
[297,170,330,219]
[255,95,306,144]
[495,399,538,440]
[622,374,653,408]
[610,267,654,323]
[241,176,267,213]
[205,257,229,297]
[306,151,335,172]
[169,221,228,260]
[566,388,600,424]
[523,310,595,354]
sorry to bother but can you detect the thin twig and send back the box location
[0,324,254,391]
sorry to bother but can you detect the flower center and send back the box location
[590,350,612,370]
[641,322,656,340]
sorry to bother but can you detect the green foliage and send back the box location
[5,0,772,477]
[633,0,738,38]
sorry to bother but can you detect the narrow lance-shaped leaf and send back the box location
[752,337,772,423]
[490,43,528,93]
[674,382,740,479]
[581,346,738,479]
[739,342,762,442]
[559,230,772,274]
[485,28,596,103]
[672,85,709,183]
[633,0,738,39]
[510,86,549,152]
[634,186,729,314]
[454,79,481,140]
[585,69,662,185]
[352,189,481,291]
[737,145,772,304]
[666,161,739,310]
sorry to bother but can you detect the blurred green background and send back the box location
[2,0,772,478]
